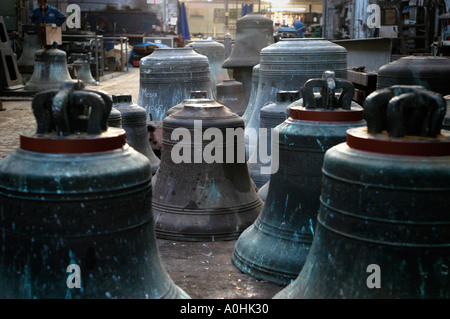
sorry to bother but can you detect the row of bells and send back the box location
[1,13,449,298]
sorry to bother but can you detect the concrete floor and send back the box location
[0,67,283,299]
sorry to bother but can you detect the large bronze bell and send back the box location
[0,80,189,298]
[222,13,274,106]
[245,38,348,158]
[247,91,300,189]
[152,100,263,241]
[138,47,214,121]
[216,79,246,116]
[186,39,230,97]
[233,74,366,286]
[112,94,160,175]
[275,86,449,298]
[377,56,450,95]
[242,64,260,127]
[24,42,72,92]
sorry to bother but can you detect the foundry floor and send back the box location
[0,67,283,299]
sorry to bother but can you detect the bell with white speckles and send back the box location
[0,81,190,299]
[232,73,365,287]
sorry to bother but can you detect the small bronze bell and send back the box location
[152,100,263,241]
[233,73,366,286]
[276,86,449,298]
[71,53,96,85]
[216,79,246,116]
[0,80,189,298]
[112,94,160,175]
[138,47,214,121]
[247,91,300,189]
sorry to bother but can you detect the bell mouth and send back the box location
[20,127,127,154]
[346,126,450,157]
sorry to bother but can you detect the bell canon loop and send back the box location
[0,80,189,298]
[276,86,450,299]
[233,76,366,286]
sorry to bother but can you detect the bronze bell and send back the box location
[242,64,260,127]
[166,91,208,117]
[233,74,366,286]
[71,53,96,85]
[112,94,160,175]
[107,107,122,128]
[0,80,189,298]
[245,38,348,158]
[152,100,263,241]
[24,42,72,92]
[17,33,40,77]
[186,39,230,97]
[222,13,274,106]
[377,56,450,96]
[247,91,300,189]
[275,86,449,298]
[216,79,246,116]
[138,47,214,121]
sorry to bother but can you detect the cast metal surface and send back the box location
[152,100,263,241]
[242,64,260,128]
[186,39,230,97]
[247,91,300,189]
[245,38,347,157]
[112,94,160,174]
[216,79,246,116]
[166,91,209,117]
[222,13,274,106]
[377,56,450,96]
[276,86,450,298]
[0,80,189,298]
[71,53,96,85]
[107,107,122,128]
[138,47,214,121]
[24,43,72,92]
[233,75,365,286]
